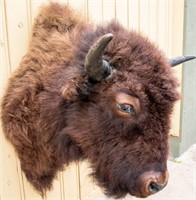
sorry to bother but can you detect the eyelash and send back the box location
[117,103,136,115]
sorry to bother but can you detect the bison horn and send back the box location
[85,33,113,82]
[169,55,196,67]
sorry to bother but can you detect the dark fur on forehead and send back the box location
[74,20,180,104]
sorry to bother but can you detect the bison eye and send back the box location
[117,103,136,115]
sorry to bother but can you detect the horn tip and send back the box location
[185,55,196,60]
[106,33,113,39]
[170,55,196,67]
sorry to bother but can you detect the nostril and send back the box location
[137,171,169,197]
[149,182,167,193]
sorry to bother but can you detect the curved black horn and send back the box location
[85,33,113,82]
[169,55,196,67]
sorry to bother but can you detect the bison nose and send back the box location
[148,180,167,193]
[137,171,169,197]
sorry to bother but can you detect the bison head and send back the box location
[56,23,194,198]
[55,22,195,198]
[1,3,195,198]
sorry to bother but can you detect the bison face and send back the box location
[65,85,171,198]
[59,26,194,198]
[90,88,171,198]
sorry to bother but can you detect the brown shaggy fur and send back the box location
[1,3,179,198]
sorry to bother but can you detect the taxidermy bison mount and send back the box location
[1,2,195,198]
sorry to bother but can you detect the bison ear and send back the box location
[85,33,113,82]
[169,55,196,67]
[61,77,89,101]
